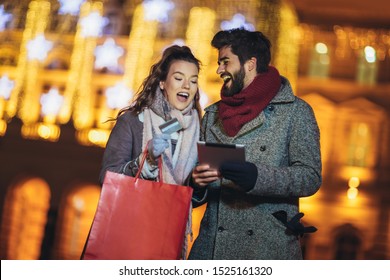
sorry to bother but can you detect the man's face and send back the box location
[216,46,246,97]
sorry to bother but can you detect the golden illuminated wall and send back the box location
[53,184,100,260]
[256,0,300,90]
[334,98,386,184]
[0,0,301,145]
[0,177,51,260]
[185,7,216,91]
[300,93,336,175]
[71,2,104,131]
[6,0,51,120]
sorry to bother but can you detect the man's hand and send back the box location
[219,161,258,191]
[192,164,220,187]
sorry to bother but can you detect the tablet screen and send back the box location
[197,141,246,170]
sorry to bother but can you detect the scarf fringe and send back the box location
[181,203,193,260]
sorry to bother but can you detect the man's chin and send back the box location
[221,87,234,97]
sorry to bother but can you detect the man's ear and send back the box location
[246,57,257,72]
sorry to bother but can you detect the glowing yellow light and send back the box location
[75,128,110,147]
[0,119,6,136]
[37,123,60,141]
[7,0,51,120]
[71,1,103,130]
[21,123,60,142]
[37,124,52,139]
[315,42,328,54]
[347,187,359,200]
[348,177,360,188]
[186,7,216,90]
[271,1,300,91]
[357,123,368,136]
[123,4,158,91]
[364,46,376,63]
[87,128,110,147]
[73,196,85,211]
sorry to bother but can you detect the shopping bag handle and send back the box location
[135,140,163,182]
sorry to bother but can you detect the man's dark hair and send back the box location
[211,28,271,73]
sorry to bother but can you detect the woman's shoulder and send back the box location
[114,110,143,128]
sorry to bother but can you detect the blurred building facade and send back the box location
[0,0,389,260]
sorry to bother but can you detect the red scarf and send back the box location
[218,66,281,137]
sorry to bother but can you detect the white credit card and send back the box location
[159,118,182,134]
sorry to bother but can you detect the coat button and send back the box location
[268,105,275,111]
[246,230,254,236]
[218,226,225,232]
[260,146,266,151]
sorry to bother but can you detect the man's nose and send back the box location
[216,64,224,75]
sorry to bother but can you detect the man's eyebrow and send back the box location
[218,56,229,65]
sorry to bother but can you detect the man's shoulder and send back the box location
[204,101,220,113]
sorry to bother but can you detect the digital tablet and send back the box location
[197,141,246,170]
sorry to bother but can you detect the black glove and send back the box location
[219,161,258,192]
[272,210,317,237]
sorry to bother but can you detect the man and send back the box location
[188,28,322,260]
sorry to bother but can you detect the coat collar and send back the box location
[204,76,295,141]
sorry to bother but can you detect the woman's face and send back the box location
[160,60,199,111]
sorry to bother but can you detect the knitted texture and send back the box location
[219,66,281,137]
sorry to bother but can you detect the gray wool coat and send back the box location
[188,76,322,260]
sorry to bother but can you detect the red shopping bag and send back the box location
[82,147,193,260]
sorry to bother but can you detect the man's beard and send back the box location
[221,66,245,97]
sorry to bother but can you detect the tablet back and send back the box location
[197,141,246,170]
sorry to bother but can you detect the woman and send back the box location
[100,45,201,184]
[99,45,202,259]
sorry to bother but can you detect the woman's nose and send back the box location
[182,80,190,89]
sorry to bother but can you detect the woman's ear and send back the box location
[159,81,165,90]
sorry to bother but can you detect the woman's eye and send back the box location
[174,77,182,81]
[191,80,198,84]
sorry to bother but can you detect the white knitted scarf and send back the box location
[142,88,199,259]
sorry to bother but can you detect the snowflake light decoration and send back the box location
[221,13,255,31]
[142,0,174,22]
[40,88,64,116]
[58,0,85,16]
[94,38,124,70]
[0,75,15,100]
[26,34,53,61]
[80,11,109,38]
[105,82,133,109]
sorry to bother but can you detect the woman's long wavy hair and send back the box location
[116,45,202,120]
